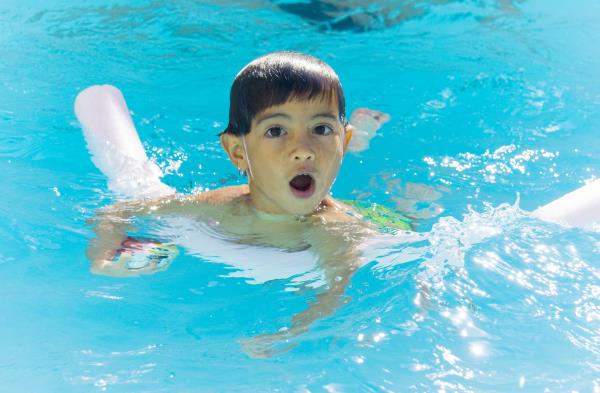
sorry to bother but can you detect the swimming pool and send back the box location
[1,0,600,391]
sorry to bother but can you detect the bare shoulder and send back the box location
[315,197,360,223]
[192,184,249,204]
[100,185,249,217]
[159,185,249,216]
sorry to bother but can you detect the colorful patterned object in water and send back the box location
[114,237,179,270]
[342,200,412,231]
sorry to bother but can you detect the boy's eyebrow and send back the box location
[312,112,338,120]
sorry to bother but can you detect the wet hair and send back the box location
[222,51,346,136]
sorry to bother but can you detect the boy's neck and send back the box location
[243,187,332,219]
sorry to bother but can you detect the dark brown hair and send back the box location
[222,51,346,136]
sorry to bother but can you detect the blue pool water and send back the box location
[1,1,600,391]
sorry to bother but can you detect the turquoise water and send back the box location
[1,1,600,391]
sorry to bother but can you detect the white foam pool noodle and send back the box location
[75,85,175,198]
[534,179,600,228]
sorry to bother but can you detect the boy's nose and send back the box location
[290,140,314,161]
[292,147,314,161]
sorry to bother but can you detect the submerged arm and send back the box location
[86,195,193,277]
[87,211,135,276]
[288,247,359,336]
[240,223,370,358]
[87,187,247,277]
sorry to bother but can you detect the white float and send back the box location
[533,179,600,227]
[74,85,174,198]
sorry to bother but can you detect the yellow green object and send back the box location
[341,200,412,231]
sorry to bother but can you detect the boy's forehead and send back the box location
[254,96,340,120]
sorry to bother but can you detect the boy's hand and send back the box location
[347,108,391,152]
[239,329,299,359]
[90,237,177,277]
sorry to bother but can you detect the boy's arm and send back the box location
[86,186,247,277]
[240,224,368,358]
[87,212,134,276]
[86,195,187,277]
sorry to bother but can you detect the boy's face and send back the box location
[223,97,351,215]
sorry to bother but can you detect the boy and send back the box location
[87,51,391,357]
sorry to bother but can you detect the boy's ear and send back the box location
[220,133,248,171]
[343,124,354,152]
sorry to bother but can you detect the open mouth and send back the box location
[289,174,316,198]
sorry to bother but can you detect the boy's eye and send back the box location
[265,126,286,138]
[314,124,334,136]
